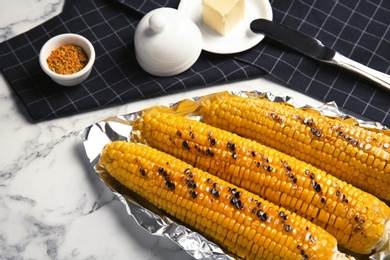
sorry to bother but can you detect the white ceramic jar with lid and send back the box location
[134,8,203,77]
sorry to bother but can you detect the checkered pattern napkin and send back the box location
[0,0,389,125]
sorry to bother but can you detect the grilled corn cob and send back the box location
[99,140,350,260]
[133,112,390,255]
[200,95,390,202]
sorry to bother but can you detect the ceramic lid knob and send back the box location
[149,13,166,33]
[134,8,203,77]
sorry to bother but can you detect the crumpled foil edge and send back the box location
[80,90,388,260]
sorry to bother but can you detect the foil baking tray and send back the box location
[80,90,389,260]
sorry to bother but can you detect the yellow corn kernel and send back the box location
[99,141,345,260]
[134,112,390,255]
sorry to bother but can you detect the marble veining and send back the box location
[0,0,64,43]
[0,1,325,259]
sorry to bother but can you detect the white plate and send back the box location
[178,0,273,54]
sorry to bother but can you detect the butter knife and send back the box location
[250,19,390,93]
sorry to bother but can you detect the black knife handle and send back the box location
[250,19,335,60]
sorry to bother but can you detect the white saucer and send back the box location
[178,0,273,54]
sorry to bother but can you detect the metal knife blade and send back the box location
[250,19,390,93]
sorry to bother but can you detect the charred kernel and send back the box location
[206,149,214,157]
[230,197,238,205]
[232,153,237,159]
[139,167,146,176]
[321,197,326,203]
[341,194,346,201]
[311,128,317,134]
[235,200,243,209]
[256,209,264,218]
[166,181,175,190]
[182,140,190,150]
[285,171,291,176]
[304,118,313,126]
[189,172,194,178]
[188,180,196,188]
[251,208,257,214]
[227,142,236,151]
[211,188,219,197]
[285,225,292,232]
[185,168,191,175]
[256,161,262,167]
[354,225,362,233]
[336,190,340,196]
[231,188,237,195]
[234,191,241,199]
[314,182,321,192]
[261,213,268,221]
[191,191,197,199]
[310,173,315,179]
[158,167,164,174]
[267,165,272,172]
[251,151,256,157]
[206,178,212,184]
[305,169,310,176]
[176,130,182,137]
[293,178,298,183]
[209,138,216,146]
[279,211,285,218]
[184,178,190,184]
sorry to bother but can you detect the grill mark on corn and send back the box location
[135,112,390,255]
[99,141,344,259]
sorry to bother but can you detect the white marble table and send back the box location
[0,1,329,259]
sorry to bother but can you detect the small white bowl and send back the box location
[39,33,95,87]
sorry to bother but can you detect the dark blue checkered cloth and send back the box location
[0,0,389,125]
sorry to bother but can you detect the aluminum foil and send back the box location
[80,90,389,260]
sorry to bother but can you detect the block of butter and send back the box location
[202,0,245,35]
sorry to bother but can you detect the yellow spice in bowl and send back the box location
[47,44,88,75]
